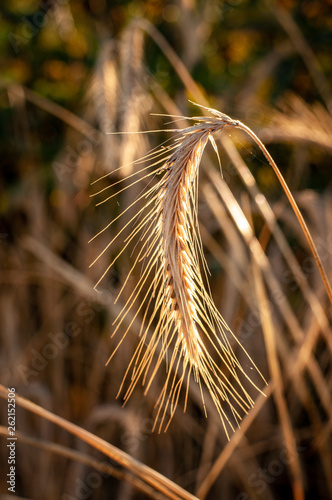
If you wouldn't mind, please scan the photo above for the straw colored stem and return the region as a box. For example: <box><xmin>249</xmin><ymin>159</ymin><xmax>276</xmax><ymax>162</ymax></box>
<box><xmin>235</xmin><ymin>121</ymin><xmax>332</xmax><ymax>306</ymax></box>
<box><xmin>0</xmin><ymin>384</ymin><xmax>198</xmax><ymax>500</ymax></box>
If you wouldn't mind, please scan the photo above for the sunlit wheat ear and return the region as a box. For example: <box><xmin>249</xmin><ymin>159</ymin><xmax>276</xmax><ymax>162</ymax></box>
<box><xmin>90</xmin><ymin>104</ymin><xmax>269</xmax><ymax>437</ymax></box>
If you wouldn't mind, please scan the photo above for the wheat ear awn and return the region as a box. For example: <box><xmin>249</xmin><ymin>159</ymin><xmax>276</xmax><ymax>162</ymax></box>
<box><xmin>91</xmin><ymin>104</ymin><xmax>270</xmax><ymax>437</ymax></box>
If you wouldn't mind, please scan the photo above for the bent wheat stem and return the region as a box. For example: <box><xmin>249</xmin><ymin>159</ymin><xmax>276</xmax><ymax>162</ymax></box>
<box><xmin>235</xmin><ymin>121</ymin><xmax>332</xmax><ymax>305</ymax></box>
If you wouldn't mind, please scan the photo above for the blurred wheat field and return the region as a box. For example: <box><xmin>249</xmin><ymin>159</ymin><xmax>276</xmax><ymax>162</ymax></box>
<box><xmin>1</xmin><ymin>1</ymin><xmax>332</xmax><ymax>500</ymax></box>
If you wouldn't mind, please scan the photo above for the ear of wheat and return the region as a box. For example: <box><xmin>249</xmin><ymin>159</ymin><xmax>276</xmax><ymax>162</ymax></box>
<box><xmin>90</xmin><ymin>103</ymin><xmax>331</xmax><ymax>437</ymax></box>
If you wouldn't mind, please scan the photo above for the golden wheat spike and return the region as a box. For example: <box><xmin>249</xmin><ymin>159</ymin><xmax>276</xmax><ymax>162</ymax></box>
<box><xmin>92</xmin><ymin>108</ymin><xmax>269</xmax><ymax>437</ymax></box>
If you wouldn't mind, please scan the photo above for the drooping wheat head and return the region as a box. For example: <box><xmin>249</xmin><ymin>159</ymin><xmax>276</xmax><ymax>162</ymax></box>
<box><xmin>90</xmin><ymin>105</ymin><xmax>277</xmax><ymax>436</ymax></box>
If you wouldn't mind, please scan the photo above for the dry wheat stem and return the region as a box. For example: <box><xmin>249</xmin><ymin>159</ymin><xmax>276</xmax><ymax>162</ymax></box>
<box><xmin>236</xmin><ymin>121</ymin><xmax>332</xmax><ymax>305</ymax></box>
<box><xmin>0</xmin><ymin>385</ymin><xmax>197</xmax><ymax>500</ymax></box>
<box><xmin>90</xmin><ymin>104</ymin><xmax>272</xmax><ymax>437</ymax></box>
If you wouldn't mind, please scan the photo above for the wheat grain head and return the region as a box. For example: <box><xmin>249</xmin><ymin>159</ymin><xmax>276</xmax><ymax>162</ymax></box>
<box><xmin>91</xmin><ymin>104</ymin><xmax>267</xmax><ymax>437</ymax></box>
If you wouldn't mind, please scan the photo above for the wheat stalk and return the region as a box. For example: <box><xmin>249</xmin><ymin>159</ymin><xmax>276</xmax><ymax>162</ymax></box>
<box><xmin>90</xmin><ymin>102</ymin><xmax>331</xmax><ymax>436</ymax></box>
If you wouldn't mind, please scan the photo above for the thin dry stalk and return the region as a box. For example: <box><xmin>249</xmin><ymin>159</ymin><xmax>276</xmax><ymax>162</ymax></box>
<box><xmin>0</xmin><ymin>426</ymin><xmax>163</xmax><ymax>500</ymax></box>
<box><xmin>0</xmin><ymin>385</ymin><xmax>197</xmax><ymax>500</ymax></box>
<box><xmin>251</xmin><ymin>255</ymin><xmax>305</xmax><ymax>500</ymax></box>
<box><xmin>6</xmin><ymin>84</ymin><xmax>100</xmax><ymax>141</ymax></box>
<box><xmin>196</xmin><ymin>385</ymin><xmax>274</xmax><ymax>500</ymax></box>
<box><xmin>136</xmin><ymin>19</ymin><xmax>203</xmax><ymax>103</ymax></box>
<box><xmin>208</xmin><ymin>169</ymin><xmax>332</xmax><ymax>423</ymax></box>
<box><xmin>233</xmin><ymin>120</ymin><xmax>332</xmax><ymax>306</ymax></box>
<box><xmin>221</xmin><ymin>134</ymin><xmax>332</xmax><ymax>361</ymax></box>
<box><xmin>267</xmin><ymin>1</ymin><xmax>332</xmax><ymax>114</ymax></box>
